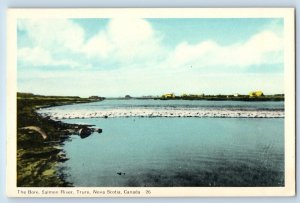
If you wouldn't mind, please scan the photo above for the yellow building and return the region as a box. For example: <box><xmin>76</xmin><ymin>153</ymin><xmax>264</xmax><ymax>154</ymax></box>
<box><xmin>161</xmin><ymin>93</ymin><xmax>175</xmax><ymax>99</ymax></box>
<box><xmin>249</xmin><ymin>91</ymin><xmax>264</xmax><ymax>97</ymax></box>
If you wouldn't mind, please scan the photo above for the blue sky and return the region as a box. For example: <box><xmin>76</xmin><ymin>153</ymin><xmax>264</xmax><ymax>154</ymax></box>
<box><xmin>17</xmin><ymin>18</ymin><xmax>284</xmax><ymax>97</ymax></box>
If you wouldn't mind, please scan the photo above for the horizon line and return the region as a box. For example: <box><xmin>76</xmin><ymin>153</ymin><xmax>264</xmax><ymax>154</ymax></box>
<box><xmin>17</xmin><ymin>92</ymin><xmax>285</xmax><ymax>98</ymax></box>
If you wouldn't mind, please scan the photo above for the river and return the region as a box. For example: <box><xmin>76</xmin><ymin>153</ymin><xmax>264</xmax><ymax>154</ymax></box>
<box><xmin>38</xmin><ymin>99</ymin><xmax>284</xmax><ymax>186</ymax></box>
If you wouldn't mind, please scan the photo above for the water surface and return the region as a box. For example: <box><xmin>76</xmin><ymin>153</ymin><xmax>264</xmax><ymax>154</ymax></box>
<box><xmin>58</xmin><ymin>114</ymin><xmax>284</xmax><ymax>186</ymax></box>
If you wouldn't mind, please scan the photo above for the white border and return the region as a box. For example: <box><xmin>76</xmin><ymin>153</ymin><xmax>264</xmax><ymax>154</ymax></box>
<box><xmin>6</xmin><ymin>8</ymin><xmax>295</xmax><ymax>197</ymax></box>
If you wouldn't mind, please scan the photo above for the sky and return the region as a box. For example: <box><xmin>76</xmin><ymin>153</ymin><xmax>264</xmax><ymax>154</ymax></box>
<box><xmin>17</xmin><ymin>18</ymin><xmax>284</xmax><ymax>97</ymax></box>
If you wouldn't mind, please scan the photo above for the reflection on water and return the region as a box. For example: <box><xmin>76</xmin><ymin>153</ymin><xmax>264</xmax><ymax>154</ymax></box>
<box><xmin>60</xmin><ymin>117</ymin><xmax>284</xmax><ymax>187</ymax></box>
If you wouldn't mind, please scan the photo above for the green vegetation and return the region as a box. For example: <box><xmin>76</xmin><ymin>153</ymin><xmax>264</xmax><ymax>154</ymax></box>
<box><xmin>160</xmin><ymin>93</ymin><xmax>284</xmax><ymax>101</ymax></box>
<box><xmin>17</xmin><ymin>92</ymin><xmax>103</xmax><ymax>187</ymax></box>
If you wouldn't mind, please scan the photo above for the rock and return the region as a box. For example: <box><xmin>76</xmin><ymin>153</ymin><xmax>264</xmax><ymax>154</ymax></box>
<box><xmin>20</xmin><ymin>126</ymin><xmax>48</xmax><ymax>140</ymax></box>
<box><xmin>78</xmin><ymin>127</ymin><xmax>92</xmax><ymax>139</ymax></box>
<box><xmin>63</xmin><ymin>129</ymin><xmax>75</xmax><ymax>135</ymax></box>
<box><xmin>93</xmin><ymin>128</ymin><xmax>103</xmax><ymax>133</ymax></box>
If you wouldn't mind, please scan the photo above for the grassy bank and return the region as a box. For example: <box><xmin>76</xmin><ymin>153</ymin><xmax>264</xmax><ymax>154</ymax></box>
<box><xmin>17</xmin><ymin>93</ymin><xmax>103</xmax><ymax>187</ymax></box>
<box><xmin>159</xmin><ymin>94</ymin><xmax>284</xmax><ymax>101</ymax></box>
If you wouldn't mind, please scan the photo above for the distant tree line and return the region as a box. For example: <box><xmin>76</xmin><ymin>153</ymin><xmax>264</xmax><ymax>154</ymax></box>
<box><xmin>159</xmin><ymin>92</ymin><xmax>284</xmax><ymax>101</ymax></box>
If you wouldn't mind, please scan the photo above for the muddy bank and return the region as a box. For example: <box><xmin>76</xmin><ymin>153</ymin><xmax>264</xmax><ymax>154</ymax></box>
<box><xmin>17</xmin><ymin>93</ymin><xmax>103</xmax><ymax>187</ymax></box>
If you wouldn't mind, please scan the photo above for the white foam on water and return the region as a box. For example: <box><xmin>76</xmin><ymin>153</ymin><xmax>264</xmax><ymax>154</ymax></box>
<box><xmin>37</xmin><ymin>107</ymin><xmax>284</xmax><ymax>119</ymax></box>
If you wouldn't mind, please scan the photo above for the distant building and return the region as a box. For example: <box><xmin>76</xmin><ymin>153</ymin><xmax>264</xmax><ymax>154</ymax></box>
<box><xmin>234</xmin><ymin>93</ymin><xmax>240</xmax><ymax>97</ymax></box>
<box><xmin>125</xmin><ymin>95</ymin><xmax>132</xmax><ymax>99</ymax></box>
<box><xmin>249</xmin><ymin>91</ymin><xmax>264</xmax><ymax>97</ymax></box>
<box><xmin>161</xmin><ymin>93</ymin><xmax>175</xmax><ymax>99</ymax></box>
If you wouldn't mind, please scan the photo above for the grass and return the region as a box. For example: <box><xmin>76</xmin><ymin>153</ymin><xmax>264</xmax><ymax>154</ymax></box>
<box><xmin>159</xmin><ymin>94</ymin><xmax>284</xmax><ymax>101</ymax></box>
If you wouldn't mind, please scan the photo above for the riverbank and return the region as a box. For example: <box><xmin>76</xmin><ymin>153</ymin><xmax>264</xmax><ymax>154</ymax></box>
<box><xmin>17</xmin><ymin>93</ymin><xmax>103</xmax><ymax>187</ymax></box>
<box><xmin>159</xmin><ymin>95</ymin><xmax>284</xmax><ymax>101</ymax></box>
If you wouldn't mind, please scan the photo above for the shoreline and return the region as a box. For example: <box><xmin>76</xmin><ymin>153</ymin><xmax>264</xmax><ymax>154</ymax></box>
<box><xmin>17</xmin><ymin>93</ymin><xmax>284</xmax><ymax>187</ymax></box>
<box><xmin>107</xmin><ymin>95</ymin><xmax>284</xmax><ymax>101</ymax></box>
<box><xmin>17</xmin><ymin>93</ymin><xmax>102</xmax><ymax>187</ymax></box>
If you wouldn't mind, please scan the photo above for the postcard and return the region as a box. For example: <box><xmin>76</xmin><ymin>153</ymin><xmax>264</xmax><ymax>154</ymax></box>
<box><xmin>6</xmin><ymin>8</ymin><xmax>295</xmax><ymax>197</ymax></box>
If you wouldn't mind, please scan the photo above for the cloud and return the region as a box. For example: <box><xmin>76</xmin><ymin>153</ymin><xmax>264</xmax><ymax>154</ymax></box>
<box><xmin>83</xmin><ymin>32</ymin><xmax>112</xmax><ymax>59</ymax></box>
<box><xmin>17</xmin><ymin>18</ymin><xmax>284</xmax><ymax>96</ymax></box>
<box><xmin>18</xmin><ymin>19</ymin><xmax>89</xmax><ymax>68</ymax></box>
<box><xmin>18</xmin><ymin>19</ymin><xmax>283</xmax><ymax>71</ymax></box>
<box><xmin>18</xmin><ymin>19</ymin><xmax>85</xmax><ymax>52</ymax></box>
<box><xmin>166</xmin><ymin>30</ymin><xmax>283</xmax><ymax>70</ymax></box>
<box><xmin>107</xmin><ymin>18</ymin><xmax>164</xmax><ymax>62</ymax></box>
<box><xmin>18</xmin><ymin>47</ymin><xmax>89</xmax><ymax>68</ymax></box>
<box><xmin>82</xmin><ymin>18</ymin><xmax>165</xmax><ymax>64</ymax></box>
<box><xmin>18</xmin><ymin>47</ymin><xmax>52</xmax><ymax>66</ymax></box>
<box><xmin>18</xmin><ymin>18</ymin><xmax>166</xmax><ymax>68</ymax></box>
